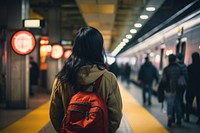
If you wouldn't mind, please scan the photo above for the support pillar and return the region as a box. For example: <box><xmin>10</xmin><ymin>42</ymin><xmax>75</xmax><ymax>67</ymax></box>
<box><xmin>6</xmin><ymin>0</ymin><xmax>29</xmax><ymax>109</ymax></box>
<box><xmin>47</xmin><ymin>8</ymin><xmax>61</xmax><ymax>91</ymax></box>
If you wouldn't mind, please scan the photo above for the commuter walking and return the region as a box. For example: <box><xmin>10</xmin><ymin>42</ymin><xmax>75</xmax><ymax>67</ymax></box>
<box><xmin>109</xmin><ymin>61</ymin><xmax>120</xmax><ymax>78</ymax></box>
<box><xmin>176</xmin><ymin>53</ymin><xmax>188</xmax><ymax>119</ymax></box>
<box><xmin>29</xmin><ymin>56</ymin><xmax>39</xmax><ymax>96</ymax></box>
<box><xmin>160</xmin><ymin>54</ymin><xmax>183</xmax><ymax>127</ymax></box>
<box><xmin>49</xmin><ymin>27</ymin><xmax>122</xmax><ymax>133</ymax></box>
<box><xmin>176</xmin><ymin>53</ymin><xmax>189</xmax><ymax>81</ymax></box>
<box><xmin>138</xmin><ymin>56</ymin><xmax>159</xmax><ymax>106</ymax></box>
<box><xmin>185</xmin><ymin>52</ymin><xmax>200</xmax><ymax>125</ymax></box>
<box><xmin>124</xmin><ymin>63</ymin><xmax>131</xmax><ymax>87</ymax></box>
<box><xmin>120</xmin><ymin>64</ymin><xmax>126</xmax><ymax>82</ymax></box>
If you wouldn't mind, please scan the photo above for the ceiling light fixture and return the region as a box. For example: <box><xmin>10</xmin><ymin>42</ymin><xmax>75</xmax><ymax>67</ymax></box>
<box><xmin>120</xmin><ymin>42</ymin><xmax>126</xmax><ymax>46</ymax></box>
<box><xmin>146</xmin><ymin>7</ymin><xmax>155</xmax><ymax>11</ymax></box>
<box><xmin>134</xmin><ymin>23</ymin><xmax>142</xmax><ymax>28</ymax></box>
<box><xmin>130</xmin><ymin>29</ymin><xmax>137</xmax><ymax>34</ymax></box>
<box><xmin>140</xmin><ymin>15</ymin><xmax>149</xmax><ymax>19</ymax></box>
<box><xmin>123</xmin><ymin>38</ymin><xmax>129</xmax><ymax>43</ymax></box>
<box><xmin>126</xmin><ymin>34</ymin><xmax>132</xmax><ymax>39</ymax></box>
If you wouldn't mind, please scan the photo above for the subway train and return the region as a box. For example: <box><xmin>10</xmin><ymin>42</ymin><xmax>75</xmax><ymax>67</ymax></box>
<box><xmin>117</xmin><ymin>8</ymin><xmax>200</xmax><ymax>91</ymax></box>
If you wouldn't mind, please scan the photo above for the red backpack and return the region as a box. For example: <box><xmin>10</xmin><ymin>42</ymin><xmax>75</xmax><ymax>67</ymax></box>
<box><xmin>60</xmin><ymin>74</ymin><xmax>109</xmax><ymax>133</ymax></box>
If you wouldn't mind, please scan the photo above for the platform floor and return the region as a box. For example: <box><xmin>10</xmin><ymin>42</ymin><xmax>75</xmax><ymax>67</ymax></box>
<box><xmin>122</xmin><ymin>80</ymin><xmax>200</xmax><ymax>133</ymax></box>
<box><xmin>0</xmin><ymin>81</ymin><xmax>200</xmax><ymax>133</ymax></box>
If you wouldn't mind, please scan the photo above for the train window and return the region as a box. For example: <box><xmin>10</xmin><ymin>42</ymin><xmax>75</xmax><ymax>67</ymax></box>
<box><xmin>159</xmin><ymin>48</ymin><xmax>164</xmax><ymax>70</ymax></box>
<box><xmin>181</xmin><ymin>41</ymin><xmax>186</xmax><ymax>60</ymax></box>
<box><xmin>176</xmin><ymin>42</ymin><xmax>180</xmax><ymax>54</ymax></box>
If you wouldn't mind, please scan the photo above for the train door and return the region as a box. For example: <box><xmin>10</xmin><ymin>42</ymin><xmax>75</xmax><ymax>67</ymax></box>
<box><xmin>176</xmin><ymin>42</ymin><xmax>180</xmax><ymax>54</ymax></box>
<box><xmin>159</xmin><ymin>48</ymin><xmax>164</xmax><ymax>71</ymax></box>
<box><xmin>181</xmin><ymin>41</ymin><xmax>186</xmax><ymax>60</ymax></box>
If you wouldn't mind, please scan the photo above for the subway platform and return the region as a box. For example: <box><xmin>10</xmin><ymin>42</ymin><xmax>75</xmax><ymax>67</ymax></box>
<box><xmin>0</xmin><ymin>81</ymin><xmax>200</xmax><ymax>133</ymax></box>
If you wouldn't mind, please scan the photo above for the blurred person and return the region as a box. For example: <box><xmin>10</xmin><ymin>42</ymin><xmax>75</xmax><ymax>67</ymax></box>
<box><xmin>120</xmin><ymin>64</ymin><xmax>126</xmax><ymax>82</ymax></box>
<box><xmin>176</xmin><ymin>53</ymin><xmax>188</xmax><ymax>119</ymax></box>
<box><xmin>160</xmin><ymin>54</ymin><xmax>183</xmax><ymax>127</ymax></box>
<box><xmin>138</xmin><ymin>56</ymin><xmax>159</xmax><ymax>106</ymax></box>
<box><xmin>124</xmin><ymin>63</ymin><xmax>131</xmax><ymax>87</ymax></box>
<box><xmin>49</xmin><ymin>27</ymin><xmax>122</xmax><ymax>133</ymax></box>
<box><xmin>109</xmin><ymin>61</ymin><xmax>120</xmax><ymax>78</ymax></box>
<box><xmin>185</xmin><ymin>52</ymin><xmax>200</xmax><ymax>124</ymax></box>
<box><xmin>176</xmin><ymin>53</ymin><xmax>189</xmax><ymax>81</ymax></box>
<box><xmin>29</xmin><ymin>56</ymin><xmax>39</xmax><ymax>96</ymax></box>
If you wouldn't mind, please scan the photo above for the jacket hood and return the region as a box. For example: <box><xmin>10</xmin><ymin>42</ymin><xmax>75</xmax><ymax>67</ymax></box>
<box><xmin>177</xmin><ymin>61</ymin><xmax>185</xmax><ymax>67</ymax></box>
<box><xmin>77</xmin><ymin>65</ymin><xmax>106</xmax><ymax>85</ymax></box>
<box><xmin>144</xmin><ymin>61</ymin><xmax>152</xmax><ymax>66</ymax></box>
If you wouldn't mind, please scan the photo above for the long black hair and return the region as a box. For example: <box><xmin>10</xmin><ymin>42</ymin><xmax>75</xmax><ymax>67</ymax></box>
<box><xmin>57</xmin><ymin>27</ymin><xmax>106</xmax><ymax>87</ymax></box>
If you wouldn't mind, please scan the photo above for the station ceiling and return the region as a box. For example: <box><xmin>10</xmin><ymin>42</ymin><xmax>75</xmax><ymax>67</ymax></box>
<box><xmin>30</xmin><ymin>0</ymin><xmax>200</xmax><ymax>54</ymax></box>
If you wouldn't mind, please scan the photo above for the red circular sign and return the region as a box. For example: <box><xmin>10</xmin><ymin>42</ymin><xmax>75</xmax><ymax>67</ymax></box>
<box><xmin>11</xmin><ymin>30</ymin><xmax>36</xmax><ymax>55</ymax></box>
<box><xmin>64</xmin><ymin>50</ymin><xmax>72</xmax><ymax>59</ymax></box>
<box><xmin>50</xmin><ymin>44</ymin><xmax>64</xmax><ymax>59</ymax></box>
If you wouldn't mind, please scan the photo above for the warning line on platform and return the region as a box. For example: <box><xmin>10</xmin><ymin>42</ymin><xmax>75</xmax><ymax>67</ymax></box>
<box><xmin>119</xmin><ymin>83</ymin><xmax>169</xmax><ymax>133</ymax></box>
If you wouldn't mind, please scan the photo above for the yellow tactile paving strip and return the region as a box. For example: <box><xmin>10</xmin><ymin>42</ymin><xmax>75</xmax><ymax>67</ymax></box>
<box><xmin>1</xmin><ymin>83</ymin><xmax>169</xmax><ymax>133</ymax></box>
<box><xmin>119</xmin><ymin>83</ymin><xmax>169</xmax><ymax>133</ymax></box>
<box><xmin>0</xmin><ymin>102</ymin><xmax>50</xmax><ymax>133</ymax></box>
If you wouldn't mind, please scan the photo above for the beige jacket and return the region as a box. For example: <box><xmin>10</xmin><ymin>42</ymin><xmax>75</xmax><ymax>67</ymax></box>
<box><xmin>49</xmin><ymin>65</ymin><xmax>123</xmax><ymax>133</ymax></box>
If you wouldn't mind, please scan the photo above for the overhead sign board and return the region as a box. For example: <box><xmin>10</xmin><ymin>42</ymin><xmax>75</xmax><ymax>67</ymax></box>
<box><xmin>61</xmin><ymin>40</ymin><xmax>72</xmax><ymax>46</ymax></box>
<box><xmin>23</xmin><ymin>19</ymin><xmax>45</xmax><ymax>28</ymax></box>
<box><xmin>11</xmin><ymin>30</ymin><xmax>36</xmax><ymax>55</ymax></box>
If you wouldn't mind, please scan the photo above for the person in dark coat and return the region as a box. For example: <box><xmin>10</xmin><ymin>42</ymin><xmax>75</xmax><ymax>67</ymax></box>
<box><xmin>161</xmin><ymin>54</ymin><xmax>183</xmax><ymax>127</ymax></box>
<box><xmin>185</xmin><ymin>52</ymin><xmax>200</xmax><ymax>124</ymax></box>
<box><xmin>176</xmin><ymin>53</ymin><xmax>189</xmax><ymax>81</ymax></box>
<box><xmin>124</xmin><ymin>63</ymin><xmax>131</xmax><ymax>87</ymax></box>
<box><xmin>109</xmin><ymin>61</ymin><xmax>120</xmax><ymax>78</ymax></box>
<box><xmin>29</xmin><ymin>56</ymin><xmax>39</xmax><ymax>96</ymax></box>
<box><xmin>138</xmin><ymin>56</ymin><xmax>159</xmax><ymax>106</ymax></box>
<box><xmin>176</xmin><ymin>53</ymin><xmax>188</xmax><ymax>119</ymax></box>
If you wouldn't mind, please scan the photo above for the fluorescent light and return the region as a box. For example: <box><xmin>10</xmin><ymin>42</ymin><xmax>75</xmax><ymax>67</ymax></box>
<box><xmin>146</xmin><ymin>7</ymin><xmax>155</xmax><ymax>11</ymax></box>
<box><xmin>120</xmin><ymin>42</ymin><xmax>126</xmax><ymax>47</ymax></box>
<box><xmin>123</xmin><ymin>38</ymin><xmax>129</xmax><ymax>43</ymax></box>
<box><xmin>140</xmin><ymin>15</ymin><xmax>149</xmax><ymax>19</ymax></box>
<box><xmin>107</xmin><ymin>56</ymin><xmax>116</xmax><ymax>65</ymax></box>
<box><xmin>134</xmin><ymin>23</ymin><xmax>142</xmax><ymax>28</ymax></box>
<box><xmin>111</xmin><ymin>45</ymin><xmax>123</xmax><ymax>56</ymax></box>
<box><xmin>126</xmin><ymin>34</ymin><xmax>132</xmax><ymax>39</ymax></box>
<box><xmin>130</xmin><ymin>29</ymin><xmax>137</xmax><ymax>34</ymax></box>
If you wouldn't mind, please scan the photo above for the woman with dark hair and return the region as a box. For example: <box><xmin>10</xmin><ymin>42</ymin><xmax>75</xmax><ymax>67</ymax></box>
<box><xmin>49</xmin><ymin>27</ymin><xmax>122</xmax><ymax>133</ymax></box>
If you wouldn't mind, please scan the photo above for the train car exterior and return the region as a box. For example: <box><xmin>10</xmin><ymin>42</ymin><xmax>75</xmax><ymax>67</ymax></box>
<box><xmin>119</xmin><ymin>9</ymin><xmax>200</xmax><ymax>87</ymax></box>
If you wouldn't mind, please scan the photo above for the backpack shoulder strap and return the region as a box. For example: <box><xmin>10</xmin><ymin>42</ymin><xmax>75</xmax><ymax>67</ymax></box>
<box><xmin>93</xmin><ymin>74</ymin><xmax>104</xmax><ymax>92</ymax></box>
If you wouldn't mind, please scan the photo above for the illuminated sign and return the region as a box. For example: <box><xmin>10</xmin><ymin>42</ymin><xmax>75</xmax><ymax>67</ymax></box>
<box><xmin>40</xmin><ymin>45</ymin><xmax>51</xmax><ymax>53</ymax></box>
<box><xmin>61</xmin><ymin>40</ymin><xmax>72</xmax><ymax>46</ymax></box>
<box><xmin>50</xmin><ymin>44</ymin><xmax>64</xmax><ymax>59</ymax></box>
<box><xmin>40</xmin><ymin>36</ymin><xmax>49</xmax><ymax>70</ymax></box>
<box><xmin>23</xmin><ymin>19</ymin><xmax>45</xmax><ymax>28</ymax></box>
<box><xmin>11</xmin><ymin>30</ymin><xmax>36</xmax><ymax>55</ymax></box>
<box><xmin>64</xmin><ymin>50</ymin><xmax>72</xmax><ymax>59</ymax></box>
<box><xmin>40</xmin><ymin>36</ymin><xmax>49</xmax><ymax>45</ymax></box>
